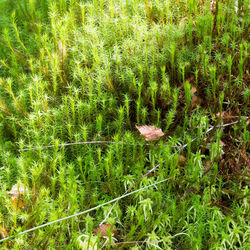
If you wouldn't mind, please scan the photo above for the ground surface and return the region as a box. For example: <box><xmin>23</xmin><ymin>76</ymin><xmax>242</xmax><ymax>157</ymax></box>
<box><xmin>0</xmin><ymin>0</ymin><xmax>249</xmax><ymax>249</ymax></box>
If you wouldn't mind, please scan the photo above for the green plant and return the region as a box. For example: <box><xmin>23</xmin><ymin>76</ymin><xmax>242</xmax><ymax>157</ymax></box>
<box><xmin>0</xmin><ymin>0</ymin><xmax>249</xmax><ymax>249</ymax></box>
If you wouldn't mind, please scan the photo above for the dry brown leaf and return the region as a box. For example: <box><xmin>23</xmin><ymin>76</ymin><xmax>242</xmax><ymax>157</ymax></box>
<box><xmin>7</xmin><ymin>183</ymin><xmax>27</xmax><ymax>196</ymax></box>
<box><xmin>216</xmin><ymin>111</ymin><xmax>225</xmax><ymax>118</ymax></box>
<box><xmin>93</xmin><ymin>224</ymin><xmax>116</xmax><ymax>237</ymax></box>
<box><xmin>136</xmin><ymin>125</ymin><xmax>164</xmax><ymax>141</ymax></box>
<box><xmin>178</xmin><ymin>91</ymin><xmax>184</xmax><ymax>99</ymax></box>
<box><xmin>178</xmin><ymin>83</ymin><xmax>196</xmax><ymax>99</ymax></box>
<box><xmin>7</xmin><ymin>183</ymin><xmax>28</xmax><ymax>210</ymax></box>
<box><xmin>178</xmin><ymin>155</ymin><xmax>186</xmax><ymax>166</ymax></box>
<box><xmin>191</xmin><ymin>96</ymin><xmax>202</xmax><ymax>109</ymax></box>
<box><xmin>191</xmin><ymin>85</ymin><xmax>197</xmax><ymax>95</ymax></box>
<box><xmin>179</xmin><ymin>17</ymin><xmax>188</xmax><ymax>28</ymax></box>
<box><xmin>186</xmin><ymin>75</ymin><xmax>195</xmax><ymax>82</ymax></box>
<box><xmin>215</xmin><ymin>111</ymin><xmax>244</xmax><ymax>120</ymax></box>
<box><xmin>179</xmin><ymin>18</ymin><xmax>196</xmax><ymax>29</ymax></box>
<box><xmin>210</xmin><ymin>0</ymin><xmax>216</xmax><ymax>14</ymax></box>
<box><xmin>0</xmin><ymin>226</ymin><xmax>9</xmax><ymax>239</ymax></box>
<box><xmin>11</xmin><ymin>197</ymin><xmax>25</xmax><ymax>211</ymax></box>
<box><xmin>204</xmin><ymin>160</ymin><xmax>212</xmax><ymax>173</ymax></box>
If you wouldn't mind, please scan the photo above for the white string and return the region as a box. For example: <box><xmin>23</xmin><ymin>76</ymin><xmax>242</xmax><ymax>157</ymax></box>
<box><xmin>19</xmin><ymin>140</ymin><xmax>178</xmax><ymax>152</ymax></box>
<box><xmin>18</xmin><ymin>120</ymin><xmax>242</xmax><ymax>152</ymax></box>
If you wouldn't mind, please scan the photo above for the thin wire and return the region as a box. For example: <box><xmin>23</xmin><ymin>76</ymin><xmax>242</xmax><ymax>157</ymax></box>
<box><xmin>18</xmin><ymin>120</ymin><xmax>242</xmax><ymax>152</ymax></box>
<box><xmin>215</xmin><ymin>120</ymin><xmax>239</xmax><ymax>127</ymax></box>
<box><xmin>0</xmin><ymin>178</ymin><xmax>170</xmax><ymax>243</ymax></box>
<box><xmin>19</xmin><ymin>140</ymin><xmax>179</xmax><ymax>152</ymax></box>
<box><xmin>19</xmin><ymin>141</ymin><xmax>116</xmax><ymax>151</ymax></box>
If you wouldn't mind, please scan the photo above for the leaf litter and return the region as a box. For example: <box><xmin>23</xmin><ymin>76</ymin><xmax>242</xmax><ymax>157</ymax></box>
<box><xmin>7</xmin><ymin>183</ymin><xmax>28</xmax><ymax>211</ymax></box>
<box><xmin>136</xmin><ymin>125</ymin><xmax>164</xmax><ymax>141</ymax></box>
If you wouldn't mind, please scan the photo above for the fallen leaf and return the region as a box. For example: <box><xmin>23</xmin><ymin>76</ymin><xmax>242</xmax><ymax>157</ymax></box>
<box><xmin>186</xmin><ymin>76</ymin><xmax>195</xmax><ymax>82</ymax></box>
<box><xmin>190</xmin><ymin>85</ymin><xmax>197</xmax><ymax>95</ymax></box>
<box><xmin>10</xmin><ymin>197</ymin><xmax>25</xmax><ymax>211</ymax></box>
<box><xmin>216</xmin><ymin>111</ymin><xmax>244</xmax><ymax>120</ymax></box>
<box><xmin>210</xmin><ymin>0</ymin><xmax>216</xmax><ymax>14</ymax></box>
<box><xmin>7</xmin><ymin>183</ymin><xmax>27</xmax><ymax>196</ymax></box>
<box><xmin>179</xmin><ymin>18</ymin><xmax>196</xmax><ymax>29</ymax></box>
<box><xmin>0</xmin><ymin>226</ymin><xmax>9</xmax><ymax>239</ymax></box>
<box><xmin>136</xmin><ymin>125</ymin><xmax>164</xmax><ymax>141</ymax></box>
<box><xmin>178</xmin><ymin>155</ymin><xmax>186</xmax><ymax>166</ymax></box>
<box><xmin>178</xmin><ymin>91</ymin><xmax>184</xmax><ymax>99</ymax></box>
<box><xmin>204</xmin><ymin>160</ymin><xmax>212</xmax><ymax>173</ymax></box>
<box><xmin>93</xmin><ymin>224</ymin><xmax>116</xmax><ymax>237</ymax></box>
<box><xmin>191</xmin><ymin>96</ymin><xmax>202</xmax><ymax>109</ymax></box>
<box><xmin>179</xmin><ymin>17</ymin><xmax>188</xmax><ymax>28</ymax></box>
<box><xmin>178</xmin><ymin>83</ymin><xmax>196</xmax><ymax>99</ymax></box>
<box><xmin>7</xmin><ymin>183</ymin><xmax>28</xmax><ymax>210</ymax></box>
<box><xmin>216</xmin><ymin>111</ymin><xmax>225</xmax><ymax>118</ymax></box>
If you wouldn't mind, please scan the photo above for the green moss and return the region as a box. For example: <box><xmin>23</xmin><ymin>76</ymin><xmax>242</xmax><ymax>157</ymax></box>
<box><xmin>0</xmin><ymin>0</ymin><xmax>249</xmax><ymax>248</ymax></box>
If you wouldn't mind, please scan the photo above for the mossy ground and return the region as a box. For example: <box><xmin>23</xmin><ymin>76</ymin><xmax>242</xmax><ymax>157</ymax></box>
<box><xmin>0</xmin><ymin>0</ymin><xmax>249</xmax><ymax>249</ymax></box>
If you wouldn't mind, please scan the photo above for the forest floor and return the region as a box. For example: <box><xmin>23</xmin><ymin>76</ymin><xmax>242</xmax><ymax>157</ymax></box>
<box><xmin>0</xmin><ymin>0</ymin><xmax>249</xmax><ymax>249</ymax></box>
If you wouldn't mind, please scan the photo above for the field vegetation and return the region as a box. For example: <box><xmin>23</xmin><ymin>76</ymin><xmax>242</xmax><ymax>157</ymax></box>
<box><xmin>0</xmin><ymin>0</ymin><xmax>249</xmax><ymax>249</ymax></box>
